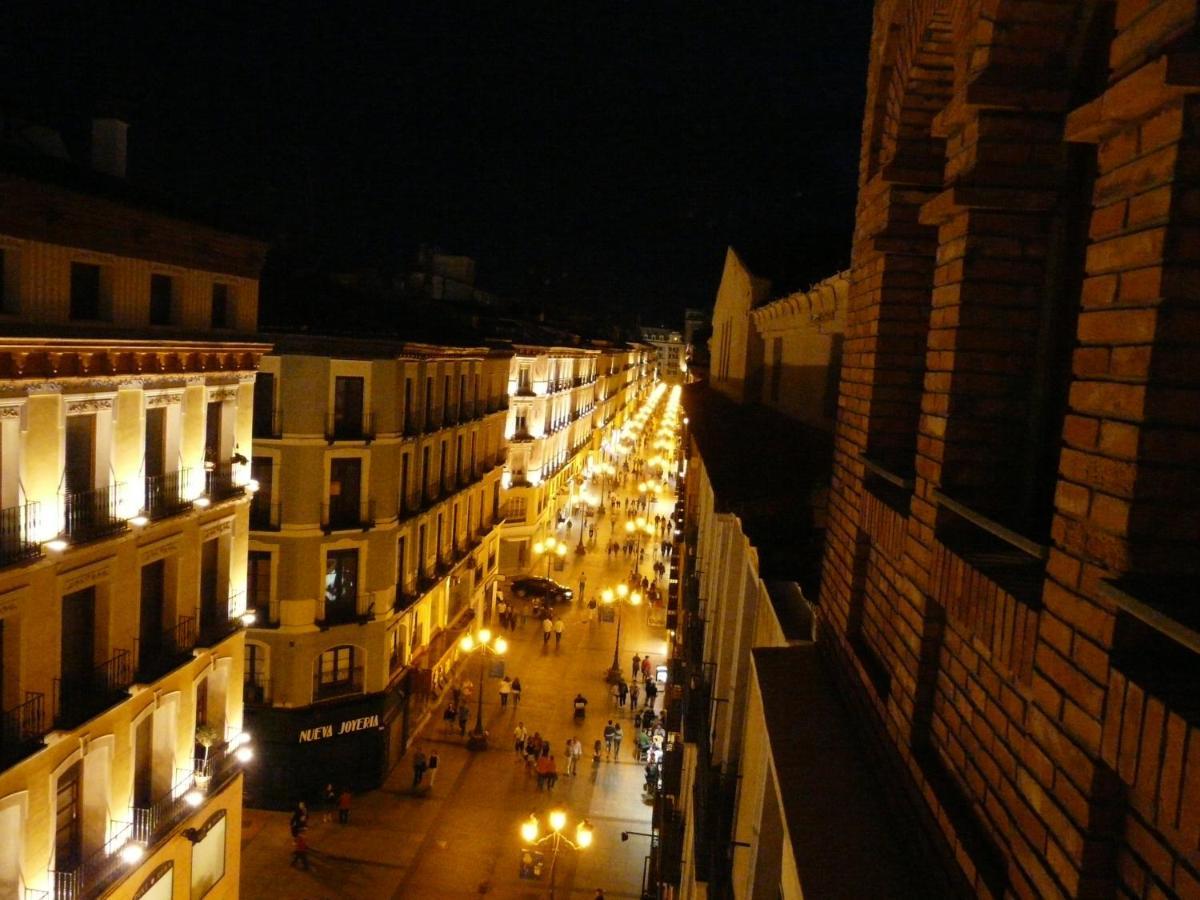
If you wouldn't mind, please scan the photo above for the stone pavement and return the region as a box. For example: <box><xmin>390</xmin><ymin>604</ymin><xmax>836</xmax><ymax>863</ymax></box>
<box><xmin>241</xmin><ymin>475</ymin><xmax>676</xmax><ymax>899</ymax></box>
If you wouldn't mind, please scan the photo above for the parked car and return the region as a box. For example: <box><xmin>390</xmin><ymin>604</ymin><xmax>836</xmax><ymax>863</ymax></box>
<box><xmin>510</xmin><ymin>576</ymin><xmax>574</xmax><ymax>608</ymax></box>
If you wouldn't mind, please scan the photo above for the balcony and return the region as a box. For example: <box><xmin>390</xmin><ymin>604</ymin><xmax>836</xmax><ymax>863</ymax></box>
<box><xmin>145</xmin><ymin>469</ymin><xmax>193</xmax><ymax>521</ymax></box>
<box><xmin>63</xmin><ymin>485</ymin><xmax>127</xmax><ymax>544</ymax></box>
<box><xmin>403</xmin><ymin>416</ymin><xmax>420</xmax><ymax>438</ymax></box>
<box><xmin>196</xmin><ymin>602</ymin><xmax>239</xmax><ymax>649</ymax></box>
<box><xmin>326</xmin><ymin>410</ymin><xmax>375</xmax><ymax>443</ymax></box>
<box><xmin>244</xmin><ymin>671</ymin><xmax>272</xmax><ymax>707</ymax></box>
<box><xmin>253</xmin><ymin>408</ymin><xmax>283</xmax><ymax>439</ymax></box>
<box><xmin>313</xmin><ymin>667</ymin><xmax>364</xmax><ymax>702</ymax></box>
<box><xmin>515</xmin><ymin>383</ymin><xmax>534</xmax><ymax>397</ymax></box>
<box><xmin>204</xmin><ymin>462</ymin><xmax>244</xmax><ymax>502</ymax></box>
<box><xmin>322</xmin><ymin>497</ymin><xmax>375</xmax><ymax>533</ymax></box>
<box><xmin>249</xmin><ymin>495</ymin><xmax>281</xmax><ymax>531</ymax></box>
<box><xmin>318</xmin><ymin>590</ymin><xmax>372</xmax><ymax>628</ymax></box>
<box><xmin>136</xmin><ymin>617</ymin><xmax>197</xmax><ymax>683</ymax></box>
<box><xmin>54</xmin><ymin>650</ymin><xmax>133</xmax><ymax>730</ymax></box>
<box><xmin>1</xmin><ymin>692</ymin><xmax>47</xmax><ymax>765</ymax></box>
<box><xmin>0</xmin><ymin>501</ymin><xmax>42</xmax><ymax>568</ymax></box>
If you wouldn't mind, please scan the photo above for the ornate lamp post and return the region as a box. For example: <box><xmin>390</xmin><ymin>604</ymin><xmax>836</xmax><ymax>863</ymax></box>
<box><xmin>459</xmin><ymin>629</ymin><xmax>507</xmax><ymax>750</ymax></box>
<box><xmin>602</xmin><ymin>583</ymin><xmax>642</xmax><ymax>684</ymax></box>
<box><xmin>520</xmin><ymin>810</ymin><xmax>594</xmax><ymax>899</ymax></box>
<box><xmin>531</xmin><ymin>536</ymin><xmax>567</xmax><ymax>579</ymax></box>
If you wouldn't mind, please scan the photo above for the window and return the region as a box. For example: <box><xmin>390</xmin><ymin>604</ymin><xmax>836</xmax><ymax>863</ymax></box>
<box><xmin>315</xmin><ymin>646</ymin><xmax>361</xmax><ymax>700</ymax></box>
<box><xmin>137</xmin><ymin>560</ymin><xmax>167</xmax><ymax>675</ymax></box>
<box><xmin>400</xmin><ymin>453</ymin><xmax>410</xmax><ymax>512</ymax></box>
<box><xmin>332</xmin><ymin>376</ymin><xmax>365</xmax><ymax>438</ymax></box>
<box><xmin>211</xmin><ymin>283</ymin><xmax>230</xmax><ymax>328</ymax></box>
<box><xmin>328</xmin><ymin>457</ymin><xmax>362</xmax><ymax>528</ymax></box>
<box><xmin>244</xmin><ymin>643</ymin><xmax>267</xmax><ymax>705</ymax></box>
<box><xmin>396</xmin><ymin>536</ymin><xmax>407</xmax><ymax>594</ymax></box>
<box><xmin>424</xmin><ymin>378</ymin><xmax>434</xmax><ymax>428</ymax></box>
<box><xmin>64</xmin><ymin>414</ymin><xmax>95</xmax><ymax>496</ymax></box>
<box><xmin>250</xmin><ymin>457</ymin><xmax>275</xmax><ymax>528</ymax></box>
<box><xmin>324</xmin><ymin>549</ymin><xmax>358</xmax><ymax>620</ymax></box>
<box><xmin>247</xmin><ymin>551</ymin><xmax>271</xmax><ymax>619</ymax></box>
<box><xmin>69</xmin><ymin>262</ymin><xmax>103</xmax><ymax>321</ymax></box>
<box><xmin>417</xmin><ymin>524</ymin><xmax>427</xmax><ymax>577</ymax></box>
<box><xmin>252</xmin><ymin>373</ymin><xmax>276</xmax><ymax>437</ymax></box>
<box><xmin>515</xmin><ymin>408</ymin><xmax>528</xmax><ymax>435</ymax></box>
<box><xmin>150</xmin><ymin>274</ymin><xmax>174</xmax><ymax>326</ymax></box>
<box><xmin>517</xmin><ymin>365</ymin><xmax>531</xmax><ymax>393</ymax></box>
<box><xmin>204</xmin><ymin>401</ymin><xmax>222</xmax><ymax>465</ymax></box>
<box><xmin>54</xmin><ymin>761</ymin><xmax>83</xmax><ymax>871</ymax></box>
<box><xmin>0</xmin><ymin>247</ymin><xmax>11</xmax><ymax>313</ymax></box>
<box><xmin>189</xmin><ymin>811</ymin><xmax>227</xmax><ymax>899</ymax></box>
<box><xmin>403</xmin><ymin>378</ymin><xmax>414</xmax><ymax>432</ymax></box>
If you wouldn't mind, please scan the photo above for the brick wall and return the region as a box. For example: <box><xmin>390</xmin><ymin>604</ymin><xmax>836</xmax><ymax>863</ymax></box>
<box><xmin>820</xmin><ymin>1</ymin><xmax>1200</xmax><ymax>898</ymax></box>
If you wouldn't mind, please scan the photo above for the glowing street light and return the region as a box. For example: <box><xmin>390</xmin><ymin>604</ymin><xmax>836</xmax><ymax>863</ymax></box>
<box><xmin>602</xmin><ymin>583</ymin><xmax>641</xmax><ymax>684</ymax></box>
<box><xmin>519</xmin><ymin>810</ymin><xmax>594</xmax><ymax>898</ymax></box>
<box><xmin>459</xmin><ymin>628</ymin><xmax>507</xmax><ymax>750</ymax></box>
<box><xmin>532</xmin><ymin>536</ymin><xmax>567</xmax><ymax>578</ymax></box>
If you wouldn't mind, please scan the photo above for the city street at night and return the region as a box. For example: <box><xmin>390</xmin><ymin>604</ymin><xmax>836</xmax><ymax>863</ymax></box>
<box><xmin>241</xmin><ymin>460</ymin><xmax>678</xmax><ymax>899</ymax></box>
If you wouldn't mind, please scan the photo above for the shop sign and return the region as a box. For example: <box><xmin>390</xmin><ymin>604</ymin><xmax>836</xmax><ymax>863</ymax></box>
<box><xmin>298</xmin><ymin>713</ymin><xmax>381</xmax><ymax>743</ymax></box>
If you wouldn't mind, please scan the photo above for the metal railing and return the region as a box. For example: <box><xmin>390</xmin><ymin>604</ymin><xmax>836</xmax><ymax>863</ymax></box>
<box><xmin>205</xmin><ymin>463</ymin><xmax>243</xmax><ymax>501</ymax></box>
<box><xmin>0</xmin><ymin>502</ymin><xmax>42</xmax><ymax>568</ymax></box>
<box><xmin>313</xmin><ymin>667</ymin><xmax>364</xmax><ymax>702</ymax></box>
<box><xmin>145</xmin><ymin>469</ymin><xmax>193</xmax><ymax>521</ymax></box>
<box><xmin>132</xmin><ymin>767</ymin><xmax>196</xmax><ymax>845</ymax></box>
<box><xmin>136</xmin><ymin>617</ymin><xmax>196</xmax><ymax>682</ymax></box>
<box><xmin>325</xmin><ymin>410</ymin><xmax>375</xmax><ymax>443</ymax></box>
<box><xmin>322</xmin><ymin>497</ymin><xmax>375</xmax><ymax>532</ymax></box>
<box><xmin>1</xmin><ymin>692</ymin><xmax>46</xmax><ymax>762</ymax></box>
<box><xmin>63</xmin><ymin>485</ymin><xmax>127</xmax><ymax>543</ymax></box>
<box><xmin>51</xmin><ymin>820</ymin><xmax>134</xmax><ymax>900</ymax></box>
<box><xmin>53</xmin><ymin>650</ymin><xmax>133</xmax><ymax>729</ymax></box>
<box><xmin>197</xmin><ymin>595</ymin><xmax>239</xmax><ymax>648</ymax></box>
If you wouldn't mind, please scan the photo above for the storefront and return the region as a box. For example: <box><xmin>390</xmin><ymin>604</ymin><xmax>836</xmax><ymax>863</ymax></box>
<box><xmin>244</xmin><ymin>681</ymin><xmax>406</xmax><ymax>810</ymax></box>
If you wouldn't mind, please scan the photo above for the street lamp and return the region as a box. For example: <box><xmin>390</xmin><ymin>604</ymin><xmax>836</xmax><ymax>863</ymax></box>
<box><xmin>459</xmin><ymin>629</ymin><xmax>508</xmax><ymax>750</ymax></box>
<box><xmin>532</xmin><ymin>537</ymin><xmax>568</xmax><ymax>579</ymax></box>
<box><xmin>520</xmin><ymin>810</ymin><xmax>594</xmax><ymax>899</ymax></box>
<box><xmin>602</xmin><ymin>583</ymin><xmax>642</xmax><ymax>684</ymax></box>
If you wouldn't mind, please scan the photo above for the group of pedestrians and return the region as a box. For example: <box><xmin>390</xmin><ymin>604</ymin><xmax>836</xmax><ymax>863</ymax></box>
<box><xmin>410</xmin><ymin>746</ymin><xmax>441</xmax><ymax>793</ymax></box>
<box><xmin>288</xmin><ymin>786</ymin><xmax>354</xmax><ymax>870</ymax></box>
<box><xmin>514</xmin><ymin>722</ymin><xmax>586</xmax><ymax>791</ymax></box>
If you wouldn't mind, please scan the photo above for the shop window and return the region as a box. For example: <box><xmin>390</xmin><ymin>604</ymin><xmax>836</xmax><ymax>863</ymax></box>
<box><xmin>189</xmin><ymin>811</ymin><xmax>226</xmax><ymax>899</ymax></box>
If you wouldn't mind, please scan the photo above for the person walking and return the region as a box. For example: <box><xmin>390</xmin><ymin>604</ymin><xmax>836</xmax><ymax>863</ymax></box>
<box><xmin>290</xmin><ymin>801</ymin><xmax>308</xmax><ymax>837</ymax></box>
<box><xmin>321</xmin><ymin>784</ymin><xmax>336</xmax><ymax>823</ymax></box>
<box><xmin>612</xmin><ymin>723</ymin><xmax>624</xmax><ymax>759</ymax></box>
<box><xmin>542</xmin><ymin>615</ymin><xmax>553</xmax><ymax>645</ymax></box>
<box><xmin>630</xmin><ymin>681</ymin><xmax>640</xmax><ymax>710</ymax></box>
<box><xmin>603</xmin><ymin>720</ymin><xmax>615</xmax><ymax>759</ymax></box>
<box><xmin>458</xmin><ymin>702</ymin><xmax>471</xmax><ymax>736</ymax></box>
<box><xmin>499</xmin><ymin>676</ymin><xmax>512</xmax><ymax>708</ymax></box>
<box><xmin>337</xmin><ymin>788</ymin><xmax>352</xmax><ymax>825</ymax></box>
<box><xmin>536</xmin><ymin>752</ymin><xmax>554</xmax><ymax>791</ymax></box>
<box><xmin>632</xmin><ymin>653</ymin><xmax>641</xmax><ymax>682</ymax></box>
<box><xmin>512</xmin><ymin>677</ymin><xmax>522</xmax><ymax>707</ymax></box>
<box><xmin>645</xmin><ymin>679</ymin><xmax>658</xmax><ymax>710</ymax></box>
<box><xmin>427</xmin><ymin>750</ymin><xmax>440</xmax><ymax>788</ymax></box>
<box><xmin>514</xmin><ymin>722</ymin><xmax>528</xmax><ymax>756</ymax></box>
<box><xmin>592</xmin><ymin>738</ymin><xmax>603</xmax><ymax>767</ymax></box>
<box><xmin>571</xmin><ymin>737</ymin><xmax>583</xmax><ymax>775</ymax></box>
<box><xmin>412</xmin><ymin>749</ymin><xmax>428</xmax><ymax>792</ymax></box>
<box><xmin>554</xmin><ymin>618</ymin><xmax>564</xmax><ymax>646</ymax></box>
<box><xmin>641</xmin><ymin>655</ymin><xmax>652</xmax><ymax>682</ymax></box>
<box><xmin>565</xmin><ymin>738</ymin><xmax>576</xmax><ymax>775</ymax></box>
<box><xmin>578</xmin><ymin>573</ymin><xmax>587</xmax><ymax>600</ymax></box>
<box><xmin>291</xmin><ymin>831</ymin><xmax>310</xmax><ymax>870</ymax></box>
<box><xmin>547</xmin><ymin>754</ymin><xmax>559</xmax><ymax>791</ymax></box>
<box><xmin>497</xmin><ymin>599</ymin><xmax>507</xmax><ymax>629</ymax></box>
<box><xmin>618</xmin><ymin>678</ymin><xmax>628</xmax><ymax>708</ymax></box>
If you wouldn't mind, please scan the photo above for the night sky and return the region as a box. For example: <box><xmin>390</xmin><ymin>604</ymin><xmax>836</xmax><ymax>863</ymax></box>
<box><xmin>2</xmin><ymin>2</ymin><xmax>871</xmax><ymax>326</ymax></box>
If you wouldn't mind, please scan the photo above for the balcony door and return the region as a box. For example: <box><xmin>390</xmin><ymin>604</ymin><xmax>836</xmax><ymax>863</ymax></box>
<box><xmin>247</xmin><ymin>551</ymin><xmax>271</xmax><ymax>621</ymax></box>
<box><xmin>61</xmin><ymin>588</ymin><xmax>96</xmax><ymax>691</ymax></box>
<box><xmin>133</xmin><ymin>715</ymin><xmax>153</xmax><ymax>809</ymax></box>
<box><xmin>324</xmin><ymin>549</ymin><xmax>359</xmax><ymax>622</ymax></box>
<box><xmin>253</xmin><ymin>373</ymin><xmax>276</xmax><ymax>436</ymax></box>
<box><xmin>250</xmin><ymin>457</ymin><xmax>274</xmax><ymax>528</ymax></box>
<box><xmin>138</xmin><ymin>561</ymin><xmax>166</xmax><ymax>673</ymax></box>
<box><xmin>329</xmin><ymin>458</ymin><xmax>361</xmax><ymax>527</ymax></box>
<box><xmin>334</xmin><ymin>376</ymin><xmax>364</xmax><ymax>437</ymax></box>
<box><xmin>199</xmin><ymin>539</ymin><xmax>224</xmax><ymax>637</ymax></box>
<box><xmin>65</xmin><ymin>415</ymin><xmax>95</xmax><ymax>496</ymax></box>
<box><xmin>54</xmin><ymin>761</ymin><xmax>83</xmax><ymax>873</ymax></box>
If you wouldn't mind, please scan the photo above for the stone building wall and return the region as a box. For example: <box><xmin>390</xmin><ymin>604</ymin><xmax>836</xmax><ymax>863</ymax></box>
<box><xmin>819</xmin><ymin>2</ymin><xmax>1200</xmax><ymax>898</ymax></box>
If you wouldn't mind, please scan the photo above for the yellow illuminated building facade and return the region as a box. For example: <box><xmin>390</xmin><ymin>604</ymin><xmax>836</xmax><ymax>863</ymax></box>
<box><xmin>243</xmin><ymin>337</ymin><xmax>512</xmax><ymax>807</ymax></box>
<box><xmin>499</xmin><ymin>344</ymin><xmax>652</xmax><ymax>569</ymax></box>
<box><xmin>0</xmin><ymin>167</ymin><xmax>267</xmax><ymax>898</ymax></box>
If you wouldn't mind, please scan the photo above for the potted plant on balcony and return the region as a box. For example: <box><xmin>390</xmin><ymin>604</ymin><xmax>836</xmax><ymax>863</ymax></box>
<box><xmin>193</xmin><ymin>723</ymin><xmax>221</xmax><ymax>786</ymax></box>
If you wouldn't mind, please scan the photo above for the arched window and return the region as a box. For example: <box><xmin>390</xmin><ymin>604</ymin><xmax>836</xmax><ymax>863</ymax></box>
<box><xmin>313</xmin><ymin>646</ymin><xmax>362</xmax><ymax>702</ymax></box>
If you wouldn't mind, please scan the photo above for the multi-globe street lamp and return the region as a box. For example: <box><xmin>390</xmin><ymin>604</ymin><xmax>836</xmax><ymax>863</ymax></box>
<box><xmin>520</xmin><ymin>809</ymin><xmax>594</xmax><ymax>899</ymax></box>
<box><xmin>459</xmin><ymin>628</ymin><xmax>507</xmax><ymax>750</ymax></box>
<box><xmin>602</xmin><ymin>582</ymin><xmax>642</xmax><ymax>684</ymax></box>
<box><xmin>532</xmin><ymin>536</ymin><xmax>567</xmax><ymax>579</ymax></box>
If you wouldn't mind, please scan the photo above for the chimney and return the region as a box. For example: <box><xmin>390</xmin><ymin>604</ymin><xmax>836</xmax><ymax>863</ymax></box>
<box><xmin>90</xmin><ymin>117</ymin><xmax>127</xmax><ymax>178</ymax></box>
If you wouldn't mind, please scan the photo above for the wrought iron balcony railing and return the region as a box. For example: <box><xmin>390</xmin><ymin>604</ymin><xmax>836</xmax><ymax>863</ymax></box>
<box><xmin>0</xmin><ymin>502</ymin><xmax>42</xmax><ymax>568</ymax></box>
<box><xmin>53</xmin><ymin>650</ymin><xmax>133</xmax><ymax>730</ymax></box>
<box><xmin>63</xmin><ymin>485</ymin><xmax>127</xmax><ymax>544</ymax></box>
<box><xmin>145</xmin><ymin>469</ymin><xmax>193</xmax><ymax>521</ymax></box>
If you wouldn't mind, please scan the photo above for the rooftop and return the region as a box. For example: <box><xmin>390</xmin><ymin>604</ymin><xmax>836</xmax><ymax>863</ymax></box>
<box><xmin>681</xmin><ymin>382</ymin><xmax>830</xmax><ymax>592</ymax></box>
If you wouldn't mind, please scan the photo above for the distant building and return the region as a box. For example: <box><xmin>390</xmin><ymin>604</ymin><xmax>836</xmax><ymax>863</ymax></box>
<box><xmin>498</xmin><ymin>344</ymin><xmax>652</xmax><ymax>570</ymax></box>
<box><xmin>639</xmin><ymin>325</ymin><xmax>685</xmax><ymax>382</ymax></box>
<box><xmin>402</xmin><ymin>245</ymin><xmax>500</xmax><ymax>306</ymax></box>
<box><xmin>242</xmin><ymin>336</ymin><xmax>511</xmax><ymax>808</ymax></box>
<box><xmin>707</xmin><ymin>247</ymin><xmax>772</xmax><ymax>403</ymax></box>
<box><xmin>0</xmin><ymin>151</ymin><xmax>267</xmax><ymax>899</ymax></box>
